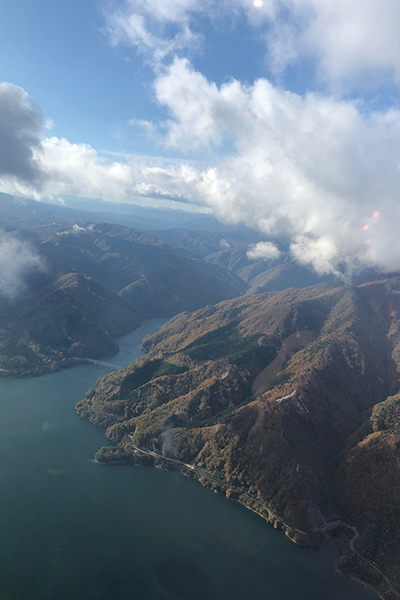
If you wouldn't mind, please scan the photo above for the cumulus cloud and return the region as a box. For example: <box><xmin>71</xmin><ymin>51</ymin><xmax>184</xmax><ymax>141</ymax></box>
<box><xmin>3</xmin><ymin>68</ymin><xmax>400</xmax><ymax>277</ymax></box>
<box><xmin>247</xmin><ymin>242</ymin><xmax>280</xmax><ymax>261</ymax></box>
<box><xmin>3</xmin><ymin>63</ymin><xmax>400</xmax><ymax>279</ymax></box>
<box><xmin>104</xmin><ymin>0</ymin><xmax>400</xmax><ymax>91</ymax></box>
<box><xmin>0</xmin><ymin>234</ymin><xmax>42</xmax><ymax>299</ymax></box>
<box><xmin>32</xmin><ymin>137</ymin><xmax>136</xmax><ymax>200</ymax></box>
<box><xmin>0</xmin><ymin>82</ymin><xmax>45</xmax><ymax>183</ymax></box>
<box><xmin>122</xmin><ymin>59</ymin><xmax>400</xmax><ymax>276</ymax></box>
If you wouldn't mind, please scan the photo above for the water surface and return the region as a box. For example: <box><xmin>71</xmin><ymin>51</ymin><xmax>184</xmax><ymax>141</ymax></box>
<box><xmin>0</xmin><ymin>319</ymin><xmax>376</xmax><ymax>600</ymax></box>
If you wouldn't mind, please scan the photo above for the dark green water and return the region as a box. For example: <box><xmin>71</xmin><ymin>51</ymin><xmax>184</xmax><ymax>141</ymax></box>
<box><xmin>0</xmin><ymin>319</ymin><xmax>376</xmax><ymax>600</ymax></box>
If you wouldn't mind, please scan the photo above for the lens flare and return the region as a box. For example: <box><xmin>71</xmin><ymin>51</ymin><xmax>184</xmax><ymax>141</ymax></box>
<box><xmin>254</xmin><ymin>0</ymin><xmax>264</xmax><ymax>6</ymax></box>
<box><xmin>373</xmin><ymin>211</ymin><xmax>380</xmax><ymax>218</ymax></box>
<box><xmin>363</xmin><ymin>225</ymin><xmax>369</xmax><ymax>231</ymax></box>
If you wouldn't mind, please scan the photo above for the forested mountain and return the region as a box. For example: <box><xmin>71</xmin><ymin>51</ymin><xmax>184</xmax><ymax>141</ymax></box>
<box><xmin>78</xmin><ymin>276</ymin><xmax>400</xmax><ymax>599</ymax></box>
<box><xmin>206</xmin><ymin>245</ymin><xmax>337</xmax><ymax>294</ymax></box>
<box><xmin>0</xmin><ymin>222</ymin><xmax>246</xmax><ymax>377</ymax></box>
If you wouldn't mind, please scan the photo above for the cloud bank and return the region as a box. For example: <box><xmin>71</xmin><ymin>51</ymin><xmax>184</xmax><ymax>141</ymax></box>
<box><xmin>137</xmin><ymin>59</ymin><xmax>400</xmax><ymax>276</ymax></box>
<box><xmin>0</xmin><ymin>234</ymin><xmax>42</xmax><ymax>299</ymax></box>
<box><xmin>2</xmin><ymin>69</ymin><xmax>400</xmax><ymax>277</ymax></box>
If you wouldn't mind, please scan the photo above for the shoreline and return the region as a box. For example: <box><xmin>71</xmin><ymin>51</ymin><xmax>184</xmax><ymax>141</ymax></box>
<box><xmin>96</xmin><ymin>437</ymin><xmax>399</xmax><ymax>600</ymax></box>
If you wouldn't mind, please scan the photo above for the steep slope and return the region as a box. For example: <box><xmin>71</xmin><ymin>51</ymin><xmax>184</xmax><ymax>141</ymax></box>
<box><xmin>77</xmin><ymin>277</ymin><xmax>400</xmax><ymax>598</ymax></box>
<box><xmin>207</xmin><ymin>245</ymin><xmax>336</xmax><ymax>293</ymax></box>
<box><xmin>38</xmin><ymin>224</ymin><xmax>248</xmax><ymax>318</ymax></box>
<box><xmin>0</xmin><ymin>272</ymin><xmax>138</xmax><ymax>377</ymax></box>
<box><xmin>0</xmin><ymin>223</ymin><xmax>247</xmax><ymax>376</ymax></box>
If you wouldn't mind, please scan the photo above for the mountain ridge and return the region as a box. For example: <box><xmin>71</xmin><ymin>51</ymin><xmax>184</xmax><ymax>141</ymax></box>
<box><xmin>77</xmin><ymin>277</ymin><xmax>400</xmax><ymax>599</ymax></box>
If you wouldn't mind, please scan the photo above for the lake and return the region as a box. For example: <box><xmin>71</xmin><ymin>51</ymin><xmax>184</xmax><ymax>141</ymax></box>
<box><xmin>0</xmin><ymin>319</ymin><xmax>376</xmax><ymax>600</ymax></box>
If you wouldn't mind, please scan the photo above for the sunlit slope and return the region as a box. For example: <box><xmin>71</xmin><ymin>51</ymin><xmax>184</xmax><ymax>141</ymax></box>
<box><xmin>78</xmin><ymin>277</ymin><xmax>400</xmax><ymax>593</ymax></box>
<box><xmin>0</xmin><ymin>223</ymin><xmax>247</xmax><ymax>376</ymax></box>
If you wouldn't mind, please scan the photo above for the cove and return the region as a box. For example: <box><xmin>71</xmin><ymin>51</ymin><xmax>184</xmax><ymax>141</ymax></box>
<box><xmin>0</xmin><ymin>319</ymin><xmax>376</xmax><ymax>600</ymax></box>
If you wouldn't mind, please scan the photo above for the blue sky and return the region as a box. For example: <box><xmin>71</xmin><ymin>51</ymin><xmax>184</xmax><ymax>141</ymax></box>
<box><xmin>2</xmin><ymin>0</ymin><xmax>400</xmax><ymax>275</ymax></box>
<box><xmin>0</xmin><ymin>0</ymin><xmax>271</xmax><ymax>156</ymax></box>
<box><xmin>3</xmin><ymin>0</ymin><xmax>391</xmax><ymax>156</ymax></box>
<box><xmin>0</xmin><ymin>0</ymin><xmax>157</xmax><ymax>154</ymax></box>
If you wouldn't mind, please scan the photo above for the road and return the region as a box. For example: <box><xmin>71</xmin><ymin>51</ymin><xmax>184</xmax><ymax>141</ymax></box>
<box><xmin>128</xmin><ymin>436</ymin><xmax>307</xmax><ymax>537</ymax></box>
<box><xmin>127</xmin><ymin>436</ymin><xmax>400</xmax><ymax>598</ymax></box>
<box><xmin>347</xmin><ymin>526</ymin><xmax>400</xmax><ymax>598</ymax></box>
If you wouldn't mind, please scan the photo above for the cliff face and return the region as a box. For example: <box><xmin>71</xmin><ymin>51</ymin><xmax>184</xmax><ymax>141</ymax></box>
<box><xmin>77</xmin><ymin>277</ymin><xmax>400</xmax><ymax>595</ymax></box>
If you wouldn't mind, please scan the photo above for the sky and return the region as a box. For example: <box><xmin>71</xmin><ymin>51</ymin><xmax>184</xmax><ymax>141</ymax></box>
<box><xmin>1</xmin><ymin>0</ymin><xmax>400</xmax><ymax>276</ymax></box>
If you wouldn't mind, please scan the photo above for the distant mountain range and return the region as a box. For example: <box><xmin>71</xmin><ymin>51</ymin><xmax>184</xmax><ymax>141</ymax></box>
<box><xmin>1</xmin><ymin>192</ymin><xmax>354</xmax><ymax>377</ymax></box>
<box><xmin>0</xmin><ymin>192</ymin><xmax>224</xmax><ymax>231</ymax></box>
<box><xmin>0</xmin><ymin>218</ymin><xmax>247</xmax><ymax>376</ymax></box>
<box><xmin>78</xmin><ymin>277</ymin><xmax>400</xmax><ymax>599</ymax></box>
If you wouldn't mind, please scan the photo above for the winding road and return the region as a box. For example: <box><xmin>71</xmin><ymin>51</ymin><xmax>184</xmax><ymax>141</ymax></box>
<box><xmin>127</xmin><ymin>436</ymin><xmax>400</xmax><ymax>599</ymax></box>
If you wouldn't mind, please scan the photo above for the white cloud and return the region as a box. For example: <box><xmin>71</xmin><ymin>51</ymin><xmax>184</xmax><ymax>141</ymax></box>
<box><xmin>105</xmin><ymin>0</ymin><xmax>206</xmax><ymax>62</ymax></box>
<box><xmin>219</xmin><ymin>238</ymin><xmax>231</xmax><ymax>249</ymax></box>
<box><xmin>0</xmin><ymin>234</ymin><xmax>42</xmax><ymax>299</ymax></box>
<box><xmin>57</xmin><ymin>224</ymin><xmax>95</xmax><ymax>236</ymax></box>
<box><xmin>264</xmin><ymin>0</ymin><xmax>400</xmax><ymax>90</ymax></box>
<box><xmin>104</xmin><ymin>0</ymin><xmax>400</xmax><ymax>91</ymax></box>
<box><xmin>31</xmin><ymin>137</ymin><xmax>135</xmax><ymax>201</ymax></box>
<box><xmin>247</xmin><ymin>241</ymin><xmax>280</xmax><ymax>261</ymax></box>
<box><xmin>3</xmin><ymin>73</ymin><xmax>400</xmax><ymax>278</ymax></box>
<box><xmin>129</xmin><ymin>59</ymin><xmax>400</xmax><ymax>276</ymax></box>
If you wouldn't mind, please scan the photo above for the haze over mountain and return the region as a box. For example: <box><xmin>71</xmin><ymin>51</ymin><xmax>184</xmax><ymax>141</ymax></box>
<box><xmin>0</xmin><ymin>192</ymin><xmax>223</xmax><ymax>232</ymax></box>
<box><xmin>0</xmin><ymin>205</ymin><xmax>249</xmax><ymax>376</ymax></box>
<box><xmin>0</xmin><ymin>194</ymin><xmax>383</xmax><ymax>379</ymax></box>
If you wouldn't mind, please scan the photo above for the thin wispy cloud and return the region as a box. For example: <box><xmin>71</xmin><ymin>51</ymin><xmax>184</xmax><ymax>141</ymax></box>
<box><xmin>104</xmin><ymin>0</ymin><xmax>400</xmax><ymax>91</ymax></box>
<box><xmin>0</xmin><ymin>234</ymin><xmax>42</xmax><ymax>299</ymax></box>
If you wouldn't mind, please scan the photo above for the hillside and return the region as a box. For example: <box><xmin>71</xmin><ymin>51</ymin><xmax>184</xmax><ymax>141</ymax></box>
<box><xmin>0</xmin><ymin>272</ymin><xmax>138</xmax><ymax>377</ymax></box>
<box><xmin>37</xmin><ymin>223</ymin><xmax>248</xmax><ymax>318</ymax></box>
<box><xmin>0</xmin><ymin>223</ymin><xmax>247</xmax><ymax>376</ymax></box>
<box><xmin>77</xmin><ymin>277</ymin><xmax>400</xmax><ymax>599</ymax></box>
<box><xmin>206</xmin><ymin>245</ymin><xmax>337</xmax><ymax>293</ymax></box>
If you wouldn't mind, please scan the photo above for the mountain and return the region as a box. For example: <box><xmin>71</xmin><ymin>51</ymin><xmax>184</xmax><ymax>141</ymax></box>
<box><xmin>206</xmin><ymin>245</ymin><xmax>337</xmax><ymax>293</ymax></box>
<box><xmin>0</xmin><ymin>223</ymin><xmax>247</xmax><ymax>376</ymax></box>
<box><xmin>37</xmin><ymin>223</ymin><xmax>248</xmax><ymax>319</ymax></box>
<box><xmin>0</xmin><ymin>272</ymin><xmax>136</xmax><ymax>377</ymax></box>
<box><xmin>0</xmin><ymin>192</ymin><xmax>224</xmax><ymax>231</ymax></box>
<box><xmin>48</xmin><ymin>195</ymin><xmax>225</xmax><ymax>230</ymax></box>
<box><xmin>77</xmin><ymin>277</ymin><xmax>400</xmax><ymax>599</ymax></box>
<box><xmin>154</xmin><ymin>227</ymin><xmax>263</xmax><ymax>258</ymax></box>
